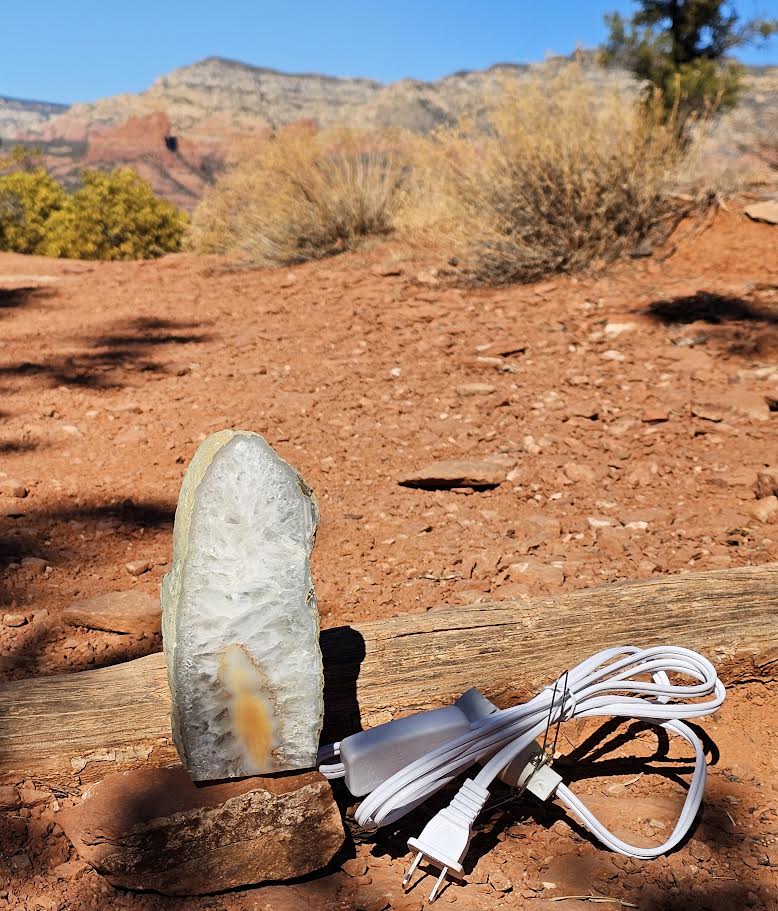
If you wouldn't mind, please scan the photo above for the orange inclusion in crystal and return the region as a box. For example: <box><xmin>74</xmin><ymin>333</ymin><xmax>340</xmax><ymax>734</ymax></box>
<box><xmin>233</xmin><ymin>691</ymin><xmax>274</xmax><ymax>766</ymax></box>
<box><xmin>219</xmin><ymin>644</ymin><xmax>275</xmax><ymax>767</ymax></box>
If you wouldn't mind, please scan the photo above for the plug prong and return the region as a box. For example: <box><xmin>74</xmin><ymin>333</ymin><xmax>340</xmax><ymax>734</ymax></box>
<box><xmin>402</xmin><ymin>851</ymin><xmax>423</xmax><ymax>888</ymax></box>
<box><xmin>429</xmin><ymin>866</ymin><xmax>448</xmax><ymax>903</ymax></box>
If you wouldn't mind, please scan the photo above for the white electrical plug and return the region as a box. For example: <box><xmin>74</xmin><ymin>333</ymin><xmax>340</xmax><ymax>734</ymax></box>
<box><xmin>402</xmin><ymin>742</ymin><xmax>562</xmax><ymax>901</ymax></box>
<box><xmin>405</xmin><ymin>777</ymin><xmax>490</xmax><ymax>901</ymax></box>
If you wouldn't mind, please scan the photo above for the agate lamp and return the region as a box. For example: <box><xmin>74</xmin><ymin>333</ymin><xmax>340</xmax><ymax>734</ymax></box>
<box><xmin>161</xmin><ymin>430</ymin><xmax>323</xmax><ymax>781</ymax></box>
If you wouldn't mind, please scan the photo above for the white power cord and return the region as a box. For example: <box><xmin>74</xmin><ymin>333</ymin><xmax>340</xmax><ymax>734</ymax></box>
<box><xmin>319</xmin><ymin>645</ymin><xmax>725</xmax><ymax>901</ymax></box>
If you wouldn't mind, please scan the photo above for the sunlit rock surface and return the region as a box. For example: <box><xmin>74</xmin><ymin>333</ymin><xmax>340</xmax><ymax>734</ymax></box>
<box><xmin>162</xmin><ymin>430</ymin><xmax>323</xmax><ymax>781</ymax></box>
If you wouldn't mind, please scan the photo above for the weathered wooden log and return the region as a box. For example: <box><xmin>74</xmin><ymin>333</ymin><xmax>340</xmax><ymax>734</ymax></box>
<box><xmin>2</xmin><ymin>563</ymin><xmax>776</xmax><ymax>785</ymax></box>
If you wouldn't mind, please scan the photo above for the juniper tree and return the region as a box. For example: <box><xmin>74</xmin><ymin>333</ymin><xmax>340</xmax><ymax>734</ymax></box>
<box><xmin>601</xmin><ymin>1</ymin><xmax>777</xmax><ymax>122</ymax></box>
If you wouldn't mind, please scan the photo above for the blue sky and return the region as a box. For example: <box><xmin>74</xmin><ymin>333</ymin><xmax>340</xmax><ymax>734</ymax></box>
<box><xmin>3</xmin><ymin>0</ymin><xmax>777</xmax><ymax>104</ymax></box>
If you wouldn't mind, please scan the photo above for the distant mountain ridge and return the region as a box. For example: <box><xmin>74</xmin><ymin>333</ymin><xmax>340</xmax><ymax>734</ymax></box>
<box><xmin>10</xmin><ymin>56</ymin><xmax>543</xmax><ymax>141</ymax></box>
<box><xmin>2</xmin><ymin>56</ymin><xmax>776</xmax><ymax>210</ymax></box>
<box><xmin>0</xmin><ymin>57</ymin><xmax>556</xmax><ymax>209</ymax></box>
<box><xmin>0</xmin><ymin>95</ymin><xmax>69</xmax><ymax>139</ymax></box>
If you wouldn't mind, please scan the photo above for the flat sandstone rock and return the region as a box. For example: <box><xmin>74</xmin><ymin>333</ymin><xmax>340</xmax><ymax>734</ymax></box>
<box><xmin>57</xmin><ymin>767</ymin><xmax>344</xmax><ymax>894</ymax></box>
<box><xmin>744</xmin><ymin>201</ymin><xmax>778</xmax><ymax>225</ymax></box>
<box><xmin>398</xmin><ymin>459</ymin><xmax>507</xmax><ymax>490</ymax></box>
<box><xmin>64</xmin><ymin>591</ymin><xmax>161</xmax><ymax>635</ymax></box>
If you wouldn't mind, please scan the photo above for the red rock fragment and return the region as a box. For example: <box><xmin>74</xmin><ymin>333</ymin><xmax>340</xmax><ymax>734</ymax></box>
<box><xmin>125</xmin><ymin>559</ymin><xmax>153</xmax><ymax>576</ymax></box>
<box><xmin>754</xmin><ymin>468</ymin><xmax>778</xmax><ymax>500</ymax></box>
<box><xmin>57</xmin><ymin>766</ymin><xmax>344</xmax><ymax>895</ymax></box>
<box><xmin>64</xmin><ymin>591</ymin><xmax>160</xmax><ymax>635</ymax></box>
<box><xmin>398</xmin><ymin>459</ymin><xmax>507</xmax><ymax>490</ymax></box>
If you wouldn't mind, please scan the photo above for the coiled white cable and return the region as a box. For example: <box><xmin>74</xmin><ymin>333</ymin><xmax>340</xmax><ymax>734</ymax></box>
<box><xmin>349</xmin><ymin>645</ymin><xmax>724</xmax><ymax>860</ymax></box>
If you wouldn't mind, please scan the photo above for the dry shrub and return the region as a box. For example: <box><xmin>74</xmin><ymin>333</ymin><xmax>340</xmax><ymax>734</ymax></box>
<box><xmin>751</xmin><ymin>126</ymin><xmax>778</xmax><ymax>173</ymax></box>
<box><xmin>401</xmin><ymin>66</ymin><xmax>691</xmax><ymax>284</ymax></box>
<box><xmin>187</xmin><ymin>125</ymin><xmax>408</xmax><ymax>265</ymax></box>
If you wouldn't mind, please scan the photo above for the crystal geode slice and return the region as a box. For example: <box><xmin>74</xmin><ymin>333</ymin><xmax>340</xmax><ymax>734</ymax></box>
<box><xmin>162</xmin><ymin>430</ymin><xmax>323</xmax><ymax>781</ymax></box>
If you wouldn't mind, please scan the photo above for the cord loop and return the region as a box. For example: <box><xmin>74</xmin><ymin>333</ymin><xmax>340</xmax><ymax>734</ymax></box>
<box><xmin>351</xmin><ymin>644</ymin><xmax>725</xmax><ymax>855</ymax></box>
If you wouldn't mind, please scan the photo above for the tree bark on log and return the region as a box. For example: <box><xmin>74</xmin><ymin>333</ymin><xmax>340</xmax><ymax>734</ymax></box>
<box><xmin>2</xmin><ymin>563</ymin><xmax>776</xmax><ymax>785</ymax></box>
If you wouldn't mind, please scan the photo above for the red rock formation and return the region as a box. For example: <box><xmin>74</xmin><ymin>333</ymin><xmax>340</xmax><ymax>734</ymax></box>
<box><xmin>80</xmin><ymin>112</ymin><xmax>213</xmax><ymax>208</ymax></box>
<box><xmin>36</xmin><ymin>111</ymin><xmax>263</xmax><ymax>211</ymax></box>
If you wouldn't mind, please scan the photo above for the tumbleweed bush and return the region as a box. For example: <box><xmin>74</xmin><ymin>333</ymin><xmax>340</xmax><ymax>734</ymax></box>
<box><xmin>187</xmin><ymin>125</ymin><xmax>408</xmax><ymax>265</ymax></box>
<box><xmin>400</xmin><ymin>65</ymin><xmax>691</xmax><ymax>284</ymax></box>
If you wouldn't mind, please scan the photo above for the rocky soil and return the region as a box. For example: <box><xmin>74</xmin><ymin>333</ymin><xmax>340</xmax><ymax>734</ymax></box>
<box><xmin>0</xmin><ymin>208</ymin><xmax>776</xmax><ymax>909</ymax></box>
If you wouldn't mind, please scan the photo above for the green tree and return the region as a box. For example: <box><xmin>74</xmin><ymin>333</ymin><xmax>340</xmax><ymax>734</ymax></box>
<box><xmin>43</xmin><ymin>168</ymin><xmax>188</xmax><ymax>260</ymax></box>
<box><xmin>0</xmin><ymin>145</ymin><xmax>45</xmax><ymax>174</ymax></box>
<box><xmin>601</xmin><ymin>1</ymin><xmax>777</xmax><ymax>121</ymax></box>
<box><xmin>0</xmin><ymin>168</ymin><xmax>67</xmax><ymax>254</ymax></box>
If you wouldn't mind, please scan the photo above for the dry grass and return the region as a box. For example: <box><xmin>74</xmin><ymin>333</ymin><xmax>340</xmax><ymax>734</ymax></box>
<box><xmin>752</xmin><ymin>128</ymin><xmax>778</xmax><ymax>172</ymax></box>
<box><xmin>187</xmin><ymin>124</ymin><xmax>408</xmax><ymax>265</ymax></box>
<box><xmin>399</xmin><ymin>66</ymin><xmax>692</xmax><ymax>285</ymax></box>
<box><xmin>188</xmin><ymin>67</ymin><xmax>700</xmax><ymax>284</ymax></box>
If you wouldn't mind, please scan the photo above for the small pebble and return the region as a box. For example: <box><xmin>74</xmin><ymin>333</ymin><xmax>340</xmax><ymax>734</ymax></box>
<box><xmin>0</xmin><ymin>479</ymin><xmax>28</xmax><ymax>498</ymax></box>
<box><xmin>587</xmin><ymin>517</ymin><xmax>612</xmax><ymax>529</ymax></box>
<box><xmin>0</xmin><ymin>785</ymin><xmax>20</xmax><ymax>810</ymax></box>
<box><xmin>21</xmin><ymin>556</ymin><xmax>48</xmax><ymax>574</ymax></box>
<box><xmin>3</xmin><ymin>612</ymin><xmax>28</xmax><ymax>627</ymax></box>
<box><xmin>126</xmin><ymin>560</ymin><xmax>153</xmax><ymax>577</ymax></box>
<box><xmin>488</xmin><ymin>870</ymin><xmax>513</xmax><ymax>892</ymax></box>
<box><xmin>9</xmin><ymin>853</ymin><xmax>31</xmax><ymax>871</ymax></box>
<box><xmin>342</xmin><ymin>857</ymin><xmax>369</xmax><ymax>877</ymax></box>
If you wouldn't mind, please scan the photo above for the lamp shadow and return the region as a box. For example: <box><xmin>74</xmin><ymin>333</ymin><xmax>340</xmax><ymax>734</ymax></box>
<box><xmin>320</xmin><ymin>626</ymin><xmax>366</xmax><ymax>744</ymax></box>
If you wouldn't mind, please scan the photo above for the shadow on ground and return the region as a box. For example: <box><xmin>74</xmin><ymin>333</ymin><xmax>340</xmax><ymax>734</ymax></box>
<box><xmin>0</xmin><ymin>315</ymin><xmax>212</xmax><ymax>389</ymax></box>
<box><xmin>0</xmin><ymin>497</ymin><xmax>174</xmax><ymax>576</ymax></box>
<box><xmin>646</xmin><ymin>289</ymin><xmax>778</xmax><ymax>326</ymax></box>
<box><xmin>646</xmin><ymin>289</ymin><xmax>778</xmax><ymax>360</ymax></box>
<box><xmin>0</xmin><ymin>286</ymin><xmax>57</xmax><ymax>317</ymax></box>
<box><xmin>0</xmin><ymin>497</ymin><xmax>174</xmax><ymax>674</ymax></box>
<box><xmin>0</xmin><ymin>439</ymin><xmax>42</xmax><ymax>454</ymax></box>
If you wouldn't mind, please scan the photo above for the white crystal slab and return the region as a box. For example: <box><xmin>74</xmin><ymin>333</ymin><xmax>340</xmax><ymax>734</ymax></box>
<box><xmin>162</xmin><ymin>430</ymin><xmax>323</xmax><ymax>781</ymax></box>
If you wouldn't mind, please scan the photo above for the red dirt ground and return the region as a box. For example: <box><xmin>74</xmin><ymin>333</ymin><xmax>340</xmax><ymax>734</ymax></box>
<box><xmin>0</xmin><ymin>209</ymin><xmax>777</xmax><ymax>909</ymax></box>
